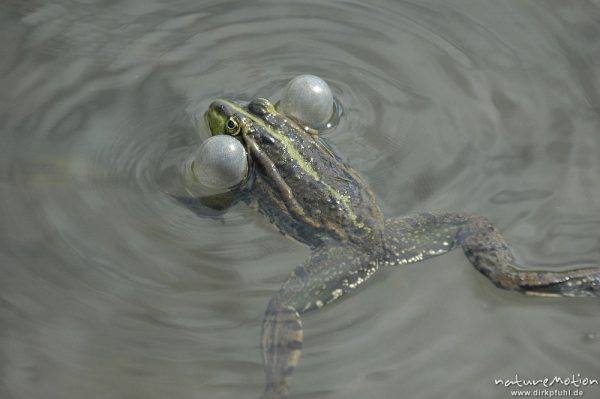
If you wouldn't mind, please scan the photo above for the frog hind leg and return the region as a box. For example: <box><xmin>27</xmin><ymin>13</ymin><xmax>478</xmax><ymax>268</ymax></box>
<box><xmin>260</xmin><ymin>244</ymin><xmax>379</xmax><ymax>399</ymax></box>
<box><xmin>383</xmin><ymin>212</ymin><xmax>600</xmax><ymax>298</ymax></box>
<box><xmin>260</xmin><ymin>305</ymin><xmax>302</xmax><ymax>399</ymax></box>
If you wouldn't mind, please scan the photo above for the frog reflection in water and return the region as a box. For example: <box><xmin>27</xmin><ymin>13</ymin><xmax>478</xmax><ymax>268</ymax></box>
<box><xmin>197</xmin><ymin>98</ymin><xmax>600</xmax><ymax>399</ymax></box>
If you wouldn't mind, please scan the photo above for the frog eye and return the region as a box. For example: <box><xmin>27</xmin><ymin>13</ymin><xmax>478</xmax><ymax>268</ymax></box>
<box><xmin>226</xmin><ymin>117</ymin><xmax>240</xmax><ymax>135</ymax></box>
<box><xmin>248</xmin><ymin>98</ymin><xmax>273</xmax><ymax>116</ymax></box>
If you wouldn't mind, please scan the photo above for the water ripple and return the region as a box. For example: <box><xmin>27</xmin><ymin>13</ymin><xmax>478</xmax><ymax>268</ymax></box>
<box><xmin>2</xmin><ymin>1</ymin><xmax>600</xmax><ymax>399</ymax></box>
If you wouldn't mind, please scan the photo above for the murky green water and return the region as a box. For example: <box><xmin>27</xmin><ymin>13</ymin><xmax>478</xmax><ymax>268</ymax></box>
<box><xmin>1</xmin><ymin>1</ymin><xmax>599</xmax><ymax>398</ymax></box>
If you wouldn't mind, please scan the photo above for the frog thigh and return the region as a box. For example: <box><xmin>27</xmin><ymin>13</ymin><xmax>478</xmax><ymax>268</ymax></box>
<box><xmin>277</xmin><ymin>244</ymin><xmax>380</xmax><ymax>313</ymax></box>
<box><xmin>382</xmin><ymin>212</ymin><xmax>465</xmax><ymax>266</ymax></box>
<box><xmin>260</xmin><ymin>244</ymin><xmax>379</xmax><ymax>399</ymax></box>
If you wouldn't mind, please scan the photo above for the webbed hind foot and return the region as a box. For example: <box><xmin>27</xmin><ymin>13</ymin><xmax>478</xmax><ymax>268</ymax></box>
<box><xmin>516</xmin><ymin>268</ymin><xmax>600</xmax><ymax>298</ymax></box>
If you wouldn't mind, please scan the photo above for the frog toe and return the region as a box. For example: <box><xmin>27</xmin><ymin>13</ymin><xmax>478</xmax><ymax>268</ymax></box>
<box><xmin>520</xmin><ymin>269</ymin><xmax>600</xmax><ymax>298</ymax></box>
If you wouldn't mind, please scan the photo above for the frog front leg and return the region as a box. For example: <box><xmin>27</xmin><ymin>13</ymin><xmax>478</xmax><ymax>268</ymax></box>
<box><xmin>383</xmin><ymin>212</ymin><xmax>600</xmax><ymax>297</ymax></box>
<box><xmin>260</xmin><ymin>244</ymin><xmax>380</xmax><ymax>399</ymax></box>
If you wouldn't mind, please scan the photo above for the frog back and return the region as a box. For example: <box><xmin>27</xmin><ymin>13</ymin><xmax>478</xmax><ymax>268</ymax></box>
<box><xmin>246</xmin><ymin>124</ymin><xmax>384</xmax><ymax>248</ymax></box>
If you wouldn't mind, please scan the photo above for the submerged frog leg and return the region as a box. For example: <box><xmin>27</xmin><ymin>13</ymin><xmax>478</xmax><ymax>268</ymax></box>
<box><xmin>260</xmin><ymin>244</ymin><xmax>379</xmax><ymax>399</ymax></box>
<box><xmin>169</xmin><ymin>192</ymin><xmax>242</xmax><ymax>217</ymax></box>
<box><xmin>383</xmin><ymin>212</ymin><xmax>600</xmax><ymax>297</ymax></box>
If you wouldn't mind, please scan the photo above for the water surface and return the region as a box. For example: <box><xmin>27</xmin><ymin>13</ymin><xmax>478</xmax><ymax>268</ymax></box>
<box><xmin>1</xmin><ymin>1</ymin><xmax>599</xmax><ymax>398</ymax></box>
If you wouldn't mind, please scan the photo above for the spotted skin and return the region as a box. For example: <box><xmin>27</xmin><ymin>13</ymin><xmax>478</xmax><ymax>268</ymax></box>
<box><xmin>383</xmin><ymin>213</ymin><xmax>600</xmax><ymax>296</ymax></box>
<box><xmin>200</xmin><ymin>98</ymin><xmax>600</xmax><ymax>399</ymax></box>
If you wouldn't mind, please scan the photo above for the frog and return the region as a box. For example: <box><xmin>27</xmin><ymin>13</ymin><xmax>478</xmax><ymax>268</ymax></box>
<box><xmin>200</xmin><ymin>97</ymin><xmax>600</xmax><ymax>399</ymax></box>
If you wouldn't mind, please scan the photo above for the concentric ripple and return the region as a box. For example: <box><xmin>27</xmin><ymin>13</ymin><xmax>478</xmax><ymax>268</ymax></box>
<box><xmin>1</xmin><ymin>1</ymin><xmax>600</xmax><ymax>399</ymax></box>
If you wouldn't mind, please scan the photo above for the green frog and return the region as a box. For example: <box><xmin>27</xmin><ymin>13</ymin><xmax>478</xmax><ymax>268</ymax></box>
<box><xmin>201</xmin><ymin>97</ymin><xmax>600</xmax><ymax>399</ymax></box>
